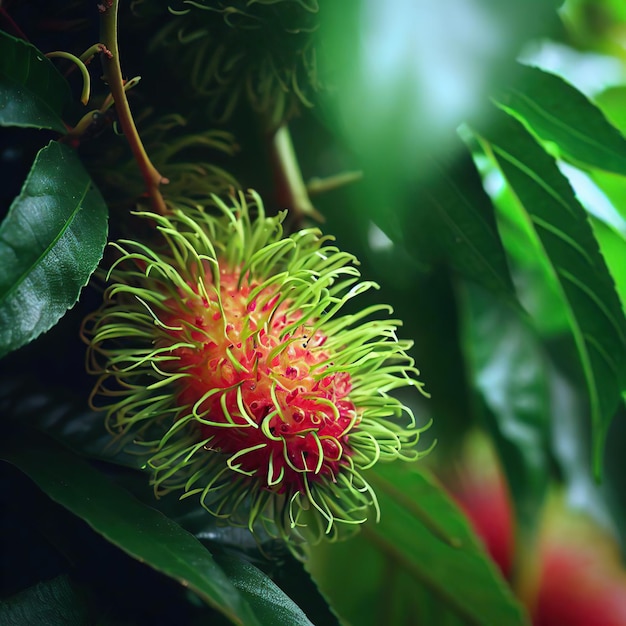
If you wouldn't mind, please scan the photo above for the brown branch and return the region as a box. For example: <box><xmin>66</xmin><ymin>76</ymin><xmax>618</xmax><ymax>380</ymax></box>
<box><xmin>99</xmin><ymin>0</ymin><xmax>168</xmax><ymax>215</ymax></box>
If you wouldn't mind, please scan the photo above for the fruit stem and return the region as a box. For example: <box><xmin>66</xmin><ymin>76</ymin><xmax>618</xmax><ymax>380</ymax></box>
<box><xmin>269</xmin><ymin>123</ymin><xmax>324</xmax><ymax>227</ymax></box>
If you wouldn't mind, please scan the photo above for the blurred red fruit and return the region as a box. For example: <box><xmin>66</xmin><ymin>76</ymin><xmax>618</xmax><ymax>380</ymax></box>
<box><xmin>444</xmin><ymin>438</ymin><xmax>626</xmax><ymax>626</ymax></box>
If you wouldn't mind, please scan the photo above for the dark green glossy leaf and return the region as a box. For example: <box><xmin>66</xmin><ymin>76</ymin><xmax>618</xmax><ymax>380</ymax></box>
<box><xmin>408</xmin><ymin>149</ymin><xmax>517</xmax><ymax>299</ymax></box>
<box><xmin>540</xmin><ymin>343</ymin><xmax>619</xmax><ymax>545</ymax></box>
<box><xmin>495</xmin><ymin>65</ymin><xmax>626</xmax><ymax>175</ymax></box>
<box><xmin>0</xmin><ymin>381</ymin><xmax>284</xmax><ymax>562</ymax></box>
<box><xmin>0</xmin><ymin>141</ymin><xmax>108</xmax><ymax>358</ymax></box>
<box><xmin>0</xmin><ymin>31</ymin><xmax>70</xmax><ymax>133</ymax></box>
<box><xmin>10</xmin><ymin>387</ymin><xmax>145</xmax><ymax>469</ymax></box>
<box><xmin>0</xmin><ymin>431</ymin><xmax>261</xmax><ymax>626</ymax></box>
<box><xmin>473</xmin><ymin>109</ymin><xmax>626</xmax><ymax>474</ymax></box>
<box><xmin>461</xmin><ymin>284</ymin><xmax>550</xmax><ymax>535</ymax></box>
<box><xmin>341</xmin><ymin>144</ymin><xmax>517</xmax><ymax>301</ymax></box>
<box><xmin>321</xmin><ymin>193</ymin><xmax>473</xmax><ymax>453</ymax></box>
<box><xmin>270</xmin><ymin>552</ymin><xmax>342</xmax><ymax>626</ymax></box>
<box><xmin>307</xmin><ymin>464</ymin><xmax>529</xmax><ymax>626</ymax></box>
<box><xmin>0</xmin><ymin>576</ymin><xmax>87</xmax><ymax>626</ymax></box>
<box><xmin>214</xmin><ymin>553</ymin><xmax>313</xmax><ymax>626</ymax></box>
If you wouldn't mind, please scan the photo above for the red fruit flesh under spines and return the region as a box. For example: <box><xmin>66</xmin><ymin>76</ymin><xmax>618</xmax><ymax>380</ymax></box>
<box><xmin>160</xmin><ymin>266</ymin><xmax>359</xmax><ymax>493</ymax></box>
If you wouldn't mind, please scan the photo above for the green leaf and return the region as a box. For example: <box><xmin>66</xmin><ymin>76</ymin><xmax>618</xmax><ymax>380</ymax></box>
<box><xmin>461</xmin><ymin>284</ymin><xmax>550</xmax><ymax>535</ymax></box>
<box><xmin>590</xmin><ymin>86</ymin><xmax>626</xmax><ymax>225</ymax></box>
<box><xmin>214</xmin><ymin>552</ymin><xmax>314</xmax><ymax>626</ymax></box>
<box><xmin>0</xmin><ymin>382</ymin><xmax>281</xmax><ymax>562</ymax></box>
<box><xmin>0</xmin><ymin>576</ymin><xmax>87</xmax><ymax>626</ymax></box>
<box><xmin>0</xmin><ymin>31</ymin><xmax>71</xmax><ymax>133</ymax></box>
<box><xmin>0</xmin><ymin>141</ymin><xmax>108</xmax><ymax>358</ymax></box>
<box><xmin>590</xmin><ymin>169</ymin><xmax>626</xmax><ymax>225</ymax></box>
<box><xmin>473</xmin><ymin>108</ymin><xmax>626</xmax><ymax>474</ymax></box>
<box><xmin>271</xmin><ymin>552</ymin><xmax>342</xmax><ymax>626</ymax></box>
<box><xmin>320</xmin><ymin>1</ymin><xmax>560</xmax><ymax>183</ymax></box>
<box><xmin>4</xmin><ymin>385</ymin><xmax>146</xmax><ymax>469</ymax></box>
<box><xmin>409</xmin><ymin>149</ymin><xmax>517</xmax><ymax>299</ymax></box>
<box><xmin>494</xmin><ymin>65</ymin><xmax>626</xmax><ymax>175</ymax></box>
<box><xmin>476</xmin><ymin>154</ymin><xmax>570</xmax><ymax>335</ymax></box>
<box><xmin>307</xmin><ymin>464</ymin><xmax>529</xmax><ymax>626</ymax></box>
<box><xmin>347</xmin><ymin>145</ymin><xmax>516</xmax><ymax>301</ymax></box>
<box><xmin>594</xmin><ymin>85</ymin><xmax>626</xmax><ymax>137</ymax></box>
<box><xmin>322</xmin><ymin>195</ymin><xmax>476</xmax><ymax>452</ymax></box>
<box><xmin>0</xmin><ymin>430</ymin><xmax>262</xmax><ymax>626</ymax></box>
<box><xmin>589</xmin><ymin>217</ymin><xmax>626</xmax><ymax>311</ymax></box>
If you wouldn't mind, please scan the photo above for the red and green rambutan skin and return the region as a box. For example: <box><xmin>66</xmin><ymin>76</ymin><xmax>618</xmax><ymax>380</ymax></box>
<box><xmin>84</xmin><ymin>191</ymin><xmax>430</xmax><ymax>543</ymax></box>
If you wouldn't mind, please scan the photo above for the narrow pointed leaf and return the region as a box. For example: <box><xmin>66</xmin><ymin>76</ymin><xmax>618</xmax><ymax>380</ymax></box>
<box><xmin>0</xmin><ymin>31</ymin><xmax>70</xmax><ymax>133</ymax></box>
<box><xmin>473</xmin><ymin>109</ymin><xmax>626</xmax><ymax>473</ymax></box>
<box><xmin>494</xmin><ymin>65</ymin><xmax>626</xmax><ymax>175</ymax></box>
<box><xmin>410</xmin><ymin>149</ymin><xmax>517</xmax><ymax>299</ymax></box>
<box><xmin>307</xmin><ymin>464</ymin><xmax>529</xmax><ymax>626</ymax></box>
<box><xmin>0</xmin><ymin>431</ymin><xmax>262</xmax><ymax>626</ymax></box>
<box><xmin>0</xmin><ymin>141</ymin><xmax>108</xmax><ymax>358</ymax></box>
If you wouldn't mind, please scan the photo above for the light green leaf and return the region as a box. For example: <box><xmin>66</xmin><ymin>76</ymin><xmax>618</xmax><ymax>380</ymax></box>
<box><xmin>594</xmin><ymin>85</ymin><xmax>626</xmax><ymax>138</ymax></box>
<box><xmin>591</xmin><ymin>170</ymin><xmax>626</xmax><ymax>226</ymax></box>
<box><xmin>0</xmin><ymin>141</ymin><xmax>108</xmax><ymax>358</ymax></box>
<box><xmin>473</xmin><ymin>108</ymin><xmax>626</xmax><ymax>474</ymax></box>
<box><xmin>495</xmin><ymin>65</ymin><xmax>626</xmax><ymax>175</ymax></box>
<box><xmin>0</xmin><ymin>430</ymin><xmax>262</xmax><ymax>626</ymax></box>
<box><xmin>0</xmin><ymin>31</ymin><xmax>70</xmax><ymax>133</ymax></box>
<box><xmin>590</xmin><ymin>86</ymin><xmax>626</xmax><ymax>226</ymax></box>
<box><xmin>307</xmin><ymin>464</ymin><xmax>529</xmax><ymax>626</ymax></box>
<box><xmin>589</xmin><ymin>217</ymin><xmax>626</xmax><ymax>311</ymax></box>
<box><xmin>473</xmin><ymin>153</ymin><xmax>570</xmax><ymax>335</ymax></box>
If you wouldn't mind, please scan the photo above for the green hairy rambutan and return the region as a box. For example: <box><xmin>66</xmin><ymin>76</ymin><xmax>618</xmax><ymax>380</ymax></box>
<box><xmin>84</xmin><ymin>191</ymin><xmax>430</xmax><ymax>543</ymax></box>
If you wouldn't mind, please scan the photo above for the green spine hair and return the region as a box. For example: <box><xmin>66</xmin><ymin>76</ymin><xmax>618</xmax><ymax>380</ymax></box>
<box><xmin>84</xmin><ymin>191</ymin><xmax>431</xmax><ymax>543</ymax></box>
